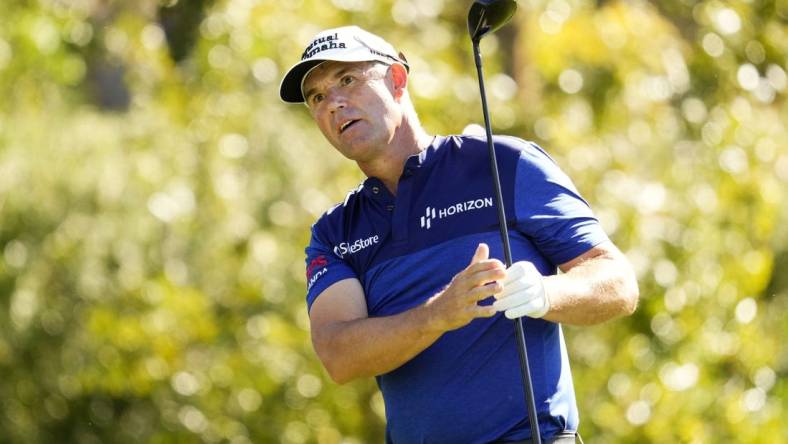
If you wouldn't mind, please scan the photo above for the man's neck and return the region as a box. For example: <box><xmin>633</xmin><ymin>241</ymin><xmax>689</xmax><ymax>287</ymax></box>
<box><xmin>357</xmin><ymin>130</ymin><xmax>434</xmax><ymax>195</ymax></box>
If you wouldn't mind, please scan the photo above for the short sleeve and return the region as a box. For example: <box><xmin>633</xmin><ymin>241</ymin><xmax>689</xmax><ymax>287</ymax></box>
<box><xmin>304</xmin><ymin>224</ymin><xmax>358</xmax><ymax>312</ymax></box>
<box><xmin>513</xmin><ymin>142</ymin><xmax>609</xmax><ymax>265</ymax></box>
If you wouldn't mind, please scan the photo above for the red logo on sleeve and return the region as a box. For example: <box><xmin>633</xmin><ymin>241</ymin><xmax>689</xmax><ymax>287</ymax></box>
<box><xmin>306</xmin><ymin>255</ymin><xmax>328</xmax><ymax>279</ymax></box>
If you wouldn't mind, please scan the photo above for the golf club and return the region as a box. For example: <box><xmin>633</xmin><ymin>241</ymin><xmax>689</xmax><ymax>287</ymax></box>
<box><xmin>467</xmin><ymin>1</ymin><xmax>542</xmax><ymax>443</ymax></box>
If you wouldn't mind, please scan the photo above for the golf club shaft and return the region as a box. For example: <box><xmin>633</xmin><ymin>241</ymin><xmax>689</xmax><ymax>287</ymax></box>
<box><xmin>473</xmin><ymin>41</ymin><xmax>542</xmax><ymax>444</ymax></box>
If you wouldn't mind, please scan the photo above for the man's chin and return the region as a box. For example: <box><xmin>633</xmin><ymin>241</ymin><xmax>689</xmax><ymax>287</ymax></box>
<box><xmin>334</xmin><ymin>140</ymin><xmax>378</xmax><ymax>161</ymax></box>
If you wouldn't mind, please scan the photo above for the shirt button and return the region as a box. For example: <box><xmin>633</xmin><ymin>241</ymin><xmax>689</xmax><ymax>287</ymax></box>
<box><xmin>386</xmin><ymin>205</ymin><xmax>394</xmax><ymax>211</ymax></box>
<box><xmin>371</xmin><ymin>186</ymin><xmax>380</xmax><ymax>194</ymax></box>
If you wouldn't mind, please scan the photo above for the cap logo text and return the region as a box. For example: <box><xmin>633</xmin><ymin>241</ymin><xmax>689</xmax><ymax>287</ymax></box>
<box><xmin>302</xmin><ymin>33</ymin><xmax>347</xmax><ymax>60</ymax></box>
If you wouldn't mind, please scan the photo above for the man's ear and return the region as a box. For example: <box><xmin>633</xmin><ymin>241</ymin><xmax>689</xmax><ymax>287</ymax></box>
<box><xmin>389</xmin><ymin>63</ymin><xmax>408</xmax><ymax>100</ymax></box>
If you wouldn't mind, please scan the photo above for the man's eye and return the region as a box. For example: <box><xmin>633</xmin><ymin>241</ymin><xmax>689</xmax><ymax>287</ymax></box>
<box><xmin>311</xmin><ymin>93</ymin><xmax>324</xmax><ymax>104</ymax></box>
<box><xmin>340</xmin><ymin>75</ymin><xmax>354</xmax><ymax>86</ymax></box>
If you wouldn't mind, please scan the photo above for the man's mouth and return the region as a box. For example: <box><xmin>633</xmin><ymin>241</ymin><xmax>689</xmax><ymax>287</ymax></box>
<box><xmin>339</xmin><ymin>120</ymin><xmax>360</xmax><ymax>134</ymax></box>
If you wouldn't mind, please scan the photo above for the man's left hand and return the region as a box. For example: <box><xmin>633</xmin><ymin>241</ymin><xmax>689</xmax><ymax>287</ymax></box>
<box><xmin>493</xmin><ymin>261</ymin><xmax>550</xmax><ymax>319</ymax></box>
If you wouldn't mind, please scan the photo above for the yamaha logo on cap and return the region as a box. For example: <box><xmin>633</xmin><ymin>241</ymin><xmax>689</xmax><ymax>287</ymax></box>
<box><xmin>279</xmin><ymin>25</ymin><xmax>409</xmax><ymax>103</ymax></box>
<box><xmin>301</xmin><ymin>33</ymin><xmax>347</xmax><ymax>60</ymax></box>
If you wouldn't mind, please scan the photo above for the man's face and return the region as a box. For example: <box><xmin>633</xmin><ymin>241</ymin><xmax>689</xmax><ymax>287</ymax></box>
<box><xmin>302</xmin><ymin>61</ymin><xmax>403</xmax><ymax>162</ymax></box>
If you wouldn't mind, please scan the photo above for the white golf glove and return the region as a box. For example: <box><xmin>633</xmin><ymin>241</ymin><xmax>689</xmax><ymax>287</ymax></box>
<box><xmin>493</xmin><ymin>261</ymin><xmax>550</xmax><ymax>319</ymax></box>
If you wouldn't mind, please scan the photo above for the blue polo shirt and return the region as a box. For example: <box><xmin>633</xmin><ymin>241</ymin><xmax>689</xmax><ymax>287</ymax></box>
<box><xmin>304</xmin><ymin>135</ymin><xmax>608</xmax><ymax>443</ymax></box>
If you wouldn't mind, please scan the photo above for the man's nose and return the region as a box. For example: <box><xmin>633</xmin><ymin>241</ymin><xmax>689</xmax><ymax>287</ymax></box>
<box><xmin>326</xmin><ymin>90</ymin><xmax>347</xmax><ymax>114</ymax></box>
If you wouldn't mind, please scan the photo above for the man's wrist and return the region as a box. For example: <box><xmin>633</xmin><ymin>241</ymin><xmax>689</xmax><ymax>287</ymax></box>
<box><xmin>534</xmin><ymin>276</ymin><xmax>550</xmax><ymax>317</ymax></box>
<box><xmin>532</xmin><ymin>291</ymin><xmax>550</xmax><ymax>318</ymax></box>
<box><xmin>419</xmin><ymin>294</ymin><xmax>446</xmax><ymax>336</ymax></box>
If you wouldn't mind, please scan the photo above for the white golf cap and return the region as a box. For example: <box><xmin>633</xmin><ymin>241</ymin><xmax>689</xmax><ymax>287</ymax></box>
<box><xmin>279</xmin><ymin>26</ymin><xmax>409</xmax><ymax>103</ymax></box>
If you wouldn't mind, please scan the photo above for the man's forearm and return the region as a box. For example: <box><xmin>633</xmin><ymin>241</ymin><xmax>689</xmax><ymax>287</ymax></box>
<box><xmin>314</xmin><ymin>303</ymin><xmax>443</xmax><ymax>384</ymax></box>
<box><xmin>310</xmin><ymin>245</ymin><xmax>503</xmax><ymax>384</ymax></box>
<box><xmin>542</xmin><ymin>254</ymin><xmax>639</xmax><ymax>326</ymax></box>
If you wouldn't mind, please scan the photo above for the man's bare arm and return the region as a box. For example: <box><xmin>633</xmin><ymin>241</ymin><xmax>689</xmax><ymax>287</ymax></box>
<box><xmin>542</xmin><ymin>241</ymin><xmax>639</xmax><ymax>326</ymax></box>
<box><xmin>308</xmin><ymin>244</ymin><xmax>505</xmax><ymax>384</ymax></box>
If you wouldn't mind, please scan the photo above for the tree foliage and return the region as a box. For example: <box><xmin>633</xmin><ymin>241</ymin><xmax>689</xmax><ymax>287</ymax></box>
<box><xmin>0</xmin><ymin>0</ymin><xmax>786</xmax><ymax>442</ymax></box>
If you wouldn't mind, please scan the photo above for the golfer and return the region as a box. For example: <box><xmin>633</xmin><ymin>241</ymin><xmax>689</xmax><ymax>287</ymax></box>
<box><xmin>280</xmin><ymin>26</ymin><xmax>639</xmax><ymax>444</ymax></box>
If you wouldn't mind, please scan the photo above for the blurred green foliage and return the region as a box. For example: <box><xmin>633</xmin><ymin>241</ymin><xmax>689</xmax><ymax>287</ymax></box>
<box><xmin>0</xmin><ymin>0</ymin><xmax>786</xmax><ymax>442</ymax></box>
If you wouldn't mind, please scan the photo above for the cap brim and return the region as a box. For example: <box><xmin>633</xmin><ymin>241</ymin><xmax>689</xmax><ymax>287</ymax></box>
<box><xmin>279</xmin><ymin>59</ymin><xmax>326</xmax><ymax>103</ymax></box>
<box><xmin>279</xmin><ymin>53</ymin><xmax>409</xmax><ymax>103</ymax></box>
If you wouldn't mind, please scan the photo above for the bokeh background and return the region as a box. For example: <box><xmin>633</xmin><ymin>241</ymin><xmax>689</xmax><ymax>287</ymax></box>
<box><xmin>1</xmin><ymin>0</ymin><xmax>786</xmax><ymax>442</ymax></box>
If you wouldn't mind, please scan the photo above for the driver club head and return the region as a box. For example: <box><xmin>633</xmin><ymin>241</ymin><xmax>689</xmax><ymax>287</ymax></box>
<box><xmin>467</xmin><ymin>0</ymin><xmax>517</xmax><ymax>42</ymax></box>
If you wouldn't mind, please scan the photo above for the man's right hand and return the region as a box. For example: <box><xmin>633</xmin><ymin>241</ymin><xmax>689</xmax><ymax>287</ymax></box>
<box><xmin>309</xmin><ymin>243</ymin><xmax>505</xmax><ymax>383</ymax></box>
<box><xmin>423</xmin><ymin>243</ymin><xmax>506</xmax><ymax>333</ymax></box>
